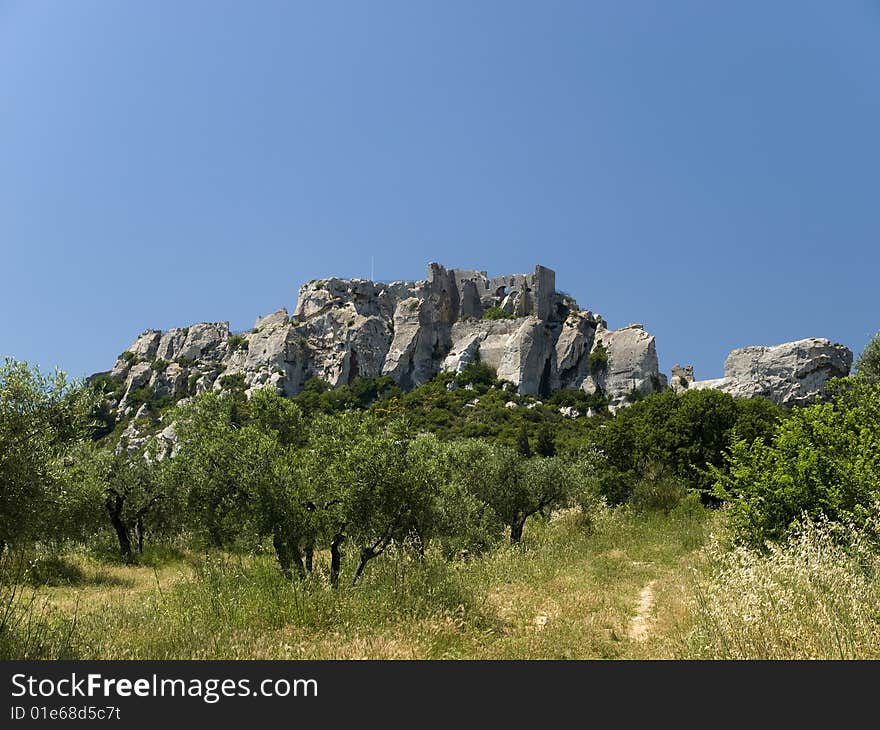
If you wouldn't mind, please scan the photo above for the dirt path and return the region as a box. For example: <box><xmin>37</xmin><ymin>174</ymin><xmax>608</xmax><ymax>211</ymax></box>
<box><xmin>627</xmin><ymin>580</ymin><xmax>656</xmax><ymax>641</ymax></box>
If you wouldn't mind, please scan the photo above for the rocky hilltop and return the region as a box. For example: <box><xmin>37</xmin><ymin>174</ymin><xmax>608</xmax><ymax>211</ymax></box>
<box><xmin>105</xmin><ymin>263</ymin><xmax>663</xmax><ymax>420</ymax></box>
<box><xmin>98</xmin><ymin>262</ymin><xmax>852</xmax><ymax>426</ymax></box>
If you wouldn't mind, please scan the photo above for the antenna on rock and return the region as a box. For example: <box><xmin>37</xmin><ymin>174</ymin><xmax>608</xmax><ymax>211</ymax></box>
<box><xmin>371</xmin><ymin>256</ymin><xmax>374</xmax><ymax>282</ymax></box>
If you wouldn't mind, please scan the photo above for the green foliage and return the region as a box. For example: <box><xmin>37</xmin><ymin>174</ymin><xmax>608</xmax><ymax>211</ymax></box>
<box><xmin>631</xmin><ymin>461</ymin><xmax>688</xmax><ymax>514</ymax></box>
<box><xmin>86</xmin><ymin>373</ymin><xmax>127</xmax><ymax>439</ymax></box>
<box><xmin>535</xmin><ymin>422</ymin><xmax>556</xmax><ymax>457</ymax></box>
<box><xmin>516</xmin><ymin>423</ymin><xmax>532</xmax><ymax>457</ymax></box>
<box><xmin>0</xmin><ymin>359</ymin><xmax>99</xmax><ymax>549</ymax></box>
<box><xmin>455</xmin><ymin>362</ymin><xmax>496</xmax><ymax>387</ymax></box>
<box><xmin>855</xmin><ymin>333</ymin><xmax>880</xmax><ymax>387</ymax></box>
<box><xmin>218</xmin><ymin>373</ymin><xmax>247</xmax><ymax>392</ymax></box>
<box><xmin>227</xmin><ymin>334</ymin><xmax>249</xmax><ymax>352</ymax></box>
<box><xmin>125</xmin><ymin>385</ymin><xmax>155</xmax><ymax>409</ymax></box>
<box><xmin>482</xmin><ymin>306</ymin><xmax>515</xmax><ymax>321</ymax></box>
<box><xmin>546</xmin><ymin>387</ymin><xmax>606</xmax><ymax>412</ymax></box>
<box><xmin>151</xmin><ymin>358</ymin><xmax>169</xmax><ymax>373</ymax></box>
<box><xmin>588</xmin><ymin>341</ymin><xmax>608</xmax><ymax>374</ymax></box>
<box><xmin>292</xmin><ymin>376</ymin><xmax>401</xmax><ymax>415</ymax></box>
<box><xmin>625</xmin><ymin>387</ymin><xmax>643</xmax><ymax>404</ymax></box>
<box><xmin>187</xmin><ymin>372</ymin><xmax>201</xmax><ymax>395</ymax></box>
<box><xmin>715</xmin><ymin>379</ymin><xmax>880</xmax><ymax>545</ymax></box>
<box><xmin>120</xmin><ymin>351</ymin><xmax>139</xmax><ymax>365</ymax></box>
<box><xmin>582</xmin><ymin>388</ymin><xmax>781</xmax><ymax>503</ymax></box>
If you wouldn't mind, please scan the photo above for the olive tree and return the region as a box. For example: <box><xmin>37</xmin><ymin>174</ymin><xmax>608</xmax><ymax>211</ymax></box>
<box><xmin>0</xmin><ymin>359</ymin><xmax>98</xmax><ymax>553</ymax></box>
<box><xmin>298</xmin><ymin>413</ymin><xmax>445</xmax><ymax>586</ymax></box>
<box><xmin>171</xmin><ymin>390</ymin><xmax>313</xmax><ymax>577</ymax></box>
<box><xmin>475</xmin><ymin>446</ymin><xmax>577</xmax><ymax>543</ymax></box>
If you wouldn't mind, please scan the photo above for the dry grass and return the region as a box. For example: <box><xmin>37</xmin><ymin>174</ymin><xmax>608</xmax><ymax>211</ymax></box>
<box><xmin>2</xmin><ymin>504</ymin><xmax>710</xmax><ymax>660</ymax></box>
<box><xmin>682</xmin><ymin>518</ymin><xmax>880</xmax><ymax>659</ymax></box>
<box><xmin>10</xmin><ymin>504</ymin><xmax>880</xmax><ymax>660</ymax></box>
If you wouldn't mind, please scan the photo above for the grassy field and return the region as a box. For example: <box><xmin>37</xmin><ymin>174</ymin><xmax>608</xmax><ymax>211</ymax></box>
<box><xmin>5</xmin><ymin>501</ymin><xmax>880</xmax><ymax>660</ymax></box>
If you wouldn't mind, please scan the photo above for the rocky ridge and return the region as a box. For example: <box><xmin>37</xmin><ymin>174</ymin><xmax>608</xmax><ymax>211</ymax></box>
<box><xmin>97</xmin><ymin>263</ymin><xmax>853</xmax><ymax>432</ymax></box>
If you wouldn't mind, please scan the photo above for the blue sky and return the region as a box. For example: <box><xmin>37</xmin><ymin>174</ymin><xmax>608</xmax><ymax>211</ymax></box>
<box><xmin>2</xmin><ymin>1</ymin><xmax>878</xmax><ymax>380</ymax></box>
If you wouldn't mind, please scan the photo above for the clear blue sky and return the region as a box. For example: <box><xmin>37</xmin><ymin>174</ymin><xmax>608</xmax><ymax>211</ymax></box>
<box><xmin>2</xmin><ymin>1</ymin><xmax>878</xmax><ymax>380</ymax></box>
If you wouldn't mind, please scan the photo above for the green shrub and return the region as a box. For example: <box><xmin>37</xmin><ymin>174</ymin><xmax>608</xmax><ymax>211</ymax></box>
<box><xmin>715</xmin><ymin>379</ymin><xmax>880</xmax><ymax>545</ymax></box>
<box><xmin>126</xmin><ymin>385</ymin><xmax>155</xmax><ymax>409</ymax></box>
<box><xmin>187</xmin><ymin>373</ymin><xmax>201</xmax><ymax>395</ymax></box>
<box><xmin>227</xmin><ymin>334</ymin><xmax>249</xmax><ymax>352</ymax></box>
<box><xmin>855</xmin><ymin>333</ymin><xmax>880</xmax><ymax>386</ymax></box>
<box><xmin>482</xmin><ymin>306</ymin><xmax>514</xmax><ymax>321</ymax></box>
<box><xmin>456</xmin><ymin>362</ymin><xmax>497</xmax><ymax>388</ymax></box>
<box><xmin>625</xmin><ymin>387</ymin><xmax>643</xmax><ymax>403</ymax></box>
<box><xmin>632</xmin><ymin>462</ymin><xmax>687</xmax><ymax>513</ymax></box>
<box><xmin>151</xmin><ymin>358</ymin><xmax>169</xmax><ymax>373</ymax></box>
<box><xmin>218</xmin><ymin>373</ymin><xmax>248</xmax><ymax>392</ymax></box>
<box><xmin>588</xmin><ymin>341</ymin><xmax>608</xmax><ymax>374</ymax></box>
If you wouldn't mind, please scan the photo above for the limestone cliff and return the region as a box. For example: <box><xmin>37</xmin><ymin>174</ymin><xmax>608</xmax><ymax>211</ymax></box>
<box><xmin>99</xmin><ymin>263</ymin><xmax>665</xmax><ymax>422</ymax></box>
<box><xmin>96</xmin><ymin>263</ymin><xmax>854</xmax><ymax>429</ymax></box>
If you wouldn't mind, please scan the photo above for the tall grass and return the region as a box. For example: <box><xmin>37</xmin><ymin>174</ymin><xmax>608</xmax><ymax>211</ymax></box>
<box><xmin>686</xmin><ymin>518</ymin><xmax>880</xmax><ymax>659</ymax></box>
<box><xmin>68</xmin><ymin>544</ymin><xmax>490</xmax><ymax>659</ymax></box>
<box><xmin>0</xmin><ymin>554</ymin><xmax>79</xmax><ymax>659</ymax></box>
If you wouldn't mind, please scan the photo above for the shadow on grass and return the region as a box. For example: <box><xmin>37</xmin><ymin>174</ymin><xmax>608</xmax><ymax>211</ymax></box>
<box><xmin>9</xmin><ymin>555</ymin><xmax>135</xmax><ymax>589</ymax></box>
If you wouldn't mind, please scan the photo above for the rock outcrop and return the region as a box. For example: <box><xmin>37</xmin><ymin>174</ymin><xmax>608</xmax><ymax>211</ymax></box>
<box><xmin>96</xmin><ymin>261</ymin><xmax>854</xmax><ymax>438</ymax></box>
<box><xmin>98</xmin><ymin>263</ymin><xmax>666</xmax><ymax>423</ymax></box>
<box><xmin>685</xmin><ymin>338</ymin><xmax>852</xmax><ymax>406</ymax></box>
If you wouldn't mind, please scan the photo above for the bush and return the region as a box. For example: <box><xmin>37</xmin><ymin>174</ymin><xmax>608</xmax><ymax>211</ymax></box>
<box><xmin>715</xmin><ymin>379</ymin><xmax>880</xmax><ymax>545</ymax></box>
<box><xmin>227</xmin><ymin>334</ymin><xmax>249</xmax><ymax>352</ymax></box>
<box><xmin>482</xmin><ymin>306</ymin><xmax>514</xmax><ymax>321</ymax></box>
<box><xmin>456</xmin><ymin>362</ymin><xmax>496</xmax><ymax>388</ymax></box>
<box><xmin>631</xmin><ymin>462</ymin><xmax>687</xmax><ymax>514</ymax></box>
<box><xmin>856</xmin><ymin>333</ymin><xmax>880</xmax><ymax>386</ymax></box>
<box><xmin>588</xmin><ymin>341</ymin><xmax>608</xmax><ymax>374</ymax></box>
<box><xmin>219</xmin><ymin>373</ymin><xmax>248</xmax><ymax>392</ymax></box>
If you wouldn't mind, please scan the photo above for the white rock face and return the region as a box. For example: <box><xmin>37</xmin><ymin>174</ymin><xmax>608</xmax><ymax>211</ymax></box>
<box><xmin>98</xmin><ymin>262</ymin><xmax>857</xmax><ymax>446</ymax></box>
<box><xmin>577</xmin><ymin>324</ymin><xmax>661</xmax><ymax>408</ymax></box>
<box><xmin>688</xmin><ymin>338</ymin><xmax>852</xmax><ymax>406</ymax></box>
<box><xmin>98</xmin><ymin>263</ymin><xmax>667</xmax><ymax>417</ymax></box>
<box><xmin>497</xmin><ymin>317</ymin><xmax>560</xmax><ymax>395</ymax></box>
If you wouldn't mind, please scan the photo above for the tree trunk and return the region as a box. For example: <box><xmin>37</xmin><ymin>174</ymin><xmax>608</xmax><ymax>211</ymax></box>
<box><xmin>106</xmin><ymin>494</ymin><xmax>133</xmax><ymax>562</ymax></box>
<box><xmin>509</xmin><ymin>515</ymin><xmax>527</xmax><ymax>544</ymax></box>
<box><xmin>330</xmin><ymin>534</ymin><xmax>343</xmax><ymax>589</ymax></box>
<box><xmin>134</xmin><ymin>517</ymin><xmax>145</xmax><ymax>555</ymax></box>
<box><xmin>273</xmin><ymin>534</ymin><xmax>293</xmax><ymax>578</ymax></box>
<box><xmin>352</xmin><ymin>548</ymin><xmax>375</xmax><ymax>586</ymax></box>
<box><xmin>273</xmin><ymin>534</ymin><xmax>306</xmax><ymax>580</ymax></box>
<box><xmin>305</xmin><ymin>543</ymin><xmax>314</xmax><ymax>574</ymax></box>
<box><xmin>289</xmin><ymin>543</ymin><xmax>306</xmax><ymax>579</ymax></box>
